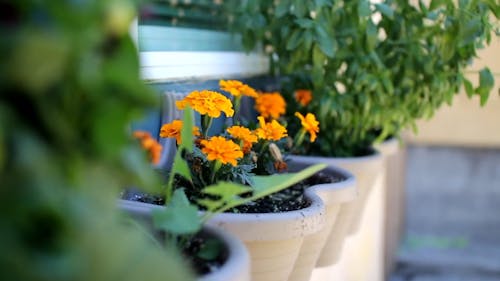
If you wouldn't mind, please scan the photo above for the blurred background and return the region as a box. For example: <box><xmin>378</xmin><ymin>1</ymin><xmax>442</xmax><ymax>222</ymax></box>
<box><xmin>390</xmin><ymin>38</ymin><xmax>500</xmax><ymax>281</ymax></box>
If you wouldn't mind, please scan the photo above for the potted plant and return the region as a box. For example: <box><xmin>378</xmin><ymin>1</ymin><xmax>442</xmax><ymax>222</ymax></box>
<box><xmin>227</xmin><ymin>0</ymin><xmax>498</xmax><ymax>280</ymax></box>
<box><xmin>0</xmin><ymin>0</ymin><xmax>193</xmax><ymax>280</ymax></box>
<box><xmin>121</xmin><ymin>80</ymin><xmax>357</xmax><ymax>281</ymax></box>
<box><xmin>221</xmin><ymin>83</ymin><xmax>359</xmax><ymax>281</ymax></box>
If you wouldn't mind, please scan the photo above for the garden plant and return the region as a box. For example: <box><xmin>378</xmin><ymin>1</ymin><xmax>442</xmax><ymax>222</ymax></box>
<box><xmin>227</xmin><ymin>0</ymin><xmax>499</xmax><ymax>156</ymax></box>
<box><xmin>0</xmin><ymin>0</ymin><xmax>194</xmax><ymax>280</ymax></box>
<box><xmin>127</xmin><ymin>81</ymin><xmax>327</xmax><ymax>275</ymax></box>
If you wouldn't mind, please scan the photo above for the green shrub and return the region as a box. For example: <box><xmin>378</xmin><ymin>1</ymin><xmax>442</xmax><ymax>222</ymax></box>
<box><xmin>0</xmin><ymin>0</ymin><xmax>192</xmax><ymax>280</ymax></box>
<box><xmin>228</xmin><ymin>0</ymin><xmax>499</xmax><ymax>156</ymax></box>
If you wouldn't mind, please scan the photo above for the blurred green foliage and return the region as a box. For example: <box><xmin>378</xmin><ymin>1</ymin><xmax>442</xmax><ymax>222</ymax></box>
<box><xmin>227</xmin><ymin>0</ymin><xmax>499</xmax><ymax>156</ymax></box>
<box><xmin>0</xmin><ymin>0</ymin><xmax>192</xmax><ymax>280</ymax></box>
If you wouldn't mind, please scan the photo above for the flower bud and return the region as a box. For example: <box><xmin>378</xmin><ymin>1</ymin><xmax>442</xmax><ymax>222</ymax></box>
<box><xmin>268</xmin><ymin>143</ymin><xmax>283</xmax><ymax>162</ymax></box>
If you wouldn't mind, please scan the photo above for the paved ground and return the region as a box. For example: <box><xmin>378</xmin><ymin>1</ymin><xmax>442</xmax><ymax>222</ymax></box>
<box><xmin>390</xmin><ymin>145</ymin><xmax>500</xmax><ymax>281</ymax></box>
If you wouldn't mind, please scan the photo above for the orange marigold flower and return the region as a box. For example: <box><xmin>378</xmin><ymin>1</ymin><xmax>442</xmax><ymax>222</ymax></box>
<box><xmin>176</xmin><ymin>90</ymin><xmax>234</xmax><ymax>118</ymax></box>
<box><xmin>133</xmin><ymin>130</ymin><xmax>152</xmax><ymax>140</ymax></box>
<box><xmin>255</xmin><ymin>116</ymin><xmax>288</xmax><ymax>141</ymax></box>
<box><xmin>227</xmin><ymin>125</ymin><xmax>258</xmax><ymax>154</ymax></box>
<box><xmin>200</xmin><ymin>136</ymin><xmax>243</xmax><ymax>166</ymax></box>
<box><xmin>242</xmin><ymin>141</ymin><xmax>253</xmax><ymax>154</ymax></box>
<box><xmin>160</xmin><ymin>120</ymin><xmax>200</xmax><ymax>145</ymax></box>
<box><xmin>227</xmin><ymin>126</ymin><xmax>258</xmax><ymax>143</ymax></box>
<box><xmin>220</xmin><ymin>80</ymin><xmax>258</xmax><ymax>98</ymax></box>
<box><xmin>133</xmin><ymin>130</ymin><xmax>162</xmax><ymax>164</ymax></box>
<box><xmin>294</xmin><ymin>89</ymin><xmax>312</xmax><ymax>106</ymax></box>
<box><xmin>295</xmin><ymin>112</ymin><xmax>320</xmax><ymax>142</ymax></box>
<box><xmin>254</xmin><ymin>92</ymin><xmax>286</xmax><ymax>119</ymax></box>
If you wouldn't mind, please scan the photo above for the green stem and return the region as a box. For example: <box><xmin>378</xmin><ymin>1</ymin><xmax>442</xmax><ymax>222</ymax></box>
<box><xmin>293</xmin><ymin>129</ymin><xmax>306</xmax><ymax>151</ymax></box>
<box><xmin>204</xmin><ymin>116</ymin><xmax>214</xmax><ymax>136</ymax></box>
<box><xmin>258</xmin><ymin>141</ymin><xmax>270</xmax><ymax>157</ymax></box>
<box><xmin>210</xmin><ymin>160</ymin><xmax>222</xmax><ymax>184</ymax></box>
<box><xmin>233</xmin><ymin>96</ymin><xmax>241</xmax><ymax>125</ymax></box>
<box><xmin>165</xmin><ymin>162</ymin><xmax>176</xmax><ymax>203</ymax></box>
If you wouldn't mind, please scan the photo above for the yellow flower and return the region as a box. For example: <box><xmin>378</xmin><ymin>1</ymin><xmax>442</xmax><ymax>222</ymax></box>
<box><xmin>133</xmin><ymin>130</ymin><xmax>162</xmax><ymax>164</ymax></box>
<box><xmin>227</xmin><ymin>126</ymin><xmax>258</xmax><ymax>143</ymax></box>
<box><xmin>254</xmin><ymin>92</ymin><xmax>286</xmax><ymax>119</ymax></box>
<box><xmin>227</xmin><ymin>125</ymin><xmax>258</xmax><ymax>153</ymax></box>
<box><xmin>255</xmin><ymin>116</ymin><xmax>288</xmax><ymax>141</ymax></box>
<box><xmin>294</xmin><ymin>89</ymin><xmax>312</xmax><ymax>106</ymax></box>
<box><xmin>220</xmin><ymin>80</ymin><xmax>258</xmax><ymax>98</ymax></box>
<box><xmin>295</xmin><ymin>112</ymin><xmax>320</xmax><ymax>142</ymax></box>
<box><xmin>176</xmin><ymin>90</ymin><xmax>234</xmax><ymax>118</ymax></box>
<box><xmin>200</xmin><ymin>136</ymin><xmax>243</xmax><ymax>166</ymax></box>
<box><xmin>160</xmin><ymin>120</ymin><xmax>200</xmax><ymax>145</ymax></box>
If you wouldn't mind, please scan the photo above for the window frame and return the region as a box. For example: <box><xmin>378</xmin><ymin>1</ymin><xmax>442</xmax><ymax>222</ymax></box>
<box><xmin>131</xmin><ymin>20</ymin><xmax>270</xmax><ymax>82</ymax></box>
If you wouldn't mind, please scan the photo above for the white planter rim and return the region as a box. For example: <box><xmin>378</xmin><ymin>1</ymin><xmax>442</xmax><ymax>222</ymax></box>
<box><xmin>206</xmin><ymin>191</ymin><xmax>325</xmax><ymax>240</ymax></box>
<box><xmin>119</xmin><ymin>172</ymin><xmax>332</xmax><ymax>241</ymax></box>
<box><xmin>292</xmin><ymin>148</ymin><xmax>382</xmax><ymax>164</ymax></box>
<box><xmin>119</xmin><ymin>201</ymin><xmax>250</xmax><ymax>281</ymax></box>
<box><xmin>288</xmin><ymin>158</ymin><xmax>357</xmax><ymax>204</ymax></box>
<box><xmin>375</xmin><ymin>137</ymin><xmax>400</xmax><ymax>156</ymax></box>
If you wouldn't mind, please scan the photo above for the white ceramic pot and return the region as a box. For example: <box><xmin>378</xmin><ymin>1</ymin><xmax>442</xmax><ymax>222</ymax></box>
<box><xmin>285</xmin><ymin>159</ymin><xmax>357</xmax><ymax>281</ymax></box>
<box><xmin>119</xmin><ymin>200</ymin><xmax>251</xmax><ymax>281</ymax></box>
<box><xmin>120</xmin><ymin>163</ymin><xmax>357</xmax><ymax>281</ymax></box>
<box><xmin>375</xmin><ymin>138</ymin><xmax>407</xmax><ymax>279</ymax></box>
<box><xmin>289</xmin><ymin>151</ymin><xmax>384</xmax><ymax>265</ymax></box>
<box><xmin>335</xmin><ymin>149</ymin><xmax>385</xmax><ymax>281</ymax></box>
<box><xmin>291</xmin><ymin>151</ymin><xmax>385</xmax><ymax>281</ymax></box>
<box><xmin>206</xmin><ymin>190</ymin><xmax>326</xmax><ymax>281</ymax></box>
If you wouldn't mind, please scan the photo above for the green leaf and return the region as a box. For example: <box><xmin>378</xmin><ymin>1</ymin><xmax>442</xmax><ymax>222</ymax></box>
<box><xmin>418</xmin><ymin>0</ymin><xmax>429</xmax><ymax>14</ymax></box>
<box><xmin>251</xmin><ymin>164</ymin><xmax>326</xmax><ymax>198</ymax></box>
<box><xmin>292</xmin><ymin>0</ymin><xmax>307</xmax><ymax>17</ymax></box>
<box><xmin>179</xmin><ymin>107</ymin><xmax>194</xmax><ymax>153</ymax></box>
<box><xmin>366</xmin><ymin>20</ymin><xmax>378</xmax><ymax>50</ymax></box>
<box><xmin>460</xmin><ymin>18</ymin><xmax>482</xmax><ymax>46</ymax></box>
<box><xmin>165</xmin><ymin>107</ymin><xmax>194</xmax><ymax>200</ymax></box>
<box><xmin>477</xmin><ymin>68</ymin><xmax>494</xmax><ymax>106</ymax></box>
<box><xmin>202</xmin><ymin>182</ymin><xmax>252</xmax><ymax>198</ymax></box>
<box><xmin>198</xmin><ymin>182</ymin><xmax>252</xmax><ymax>213</ymax></box>
<box><xmin>295</xmin><ymin>18</ymin><xmax>314</xmax><ymax>29</ymax></box>
<box><xmin>375</xmin><ymin>3</ymin><xmax>394</xmax><ymax>19</ymax></box>
<box><xmin>208</xmin><ymin>164</ymin><xmax>326</xmax><ymax>214</ymax></box>
<box><xmin>172</xmin><ymin>152</ymin><xmax>192</xmax><ymax>181</ymax></box>
<box><xmin>426</xmin><ymin>10</ymin><xmax>440</xmax><ymax>20</ymax></box>
<box><xmin>315</xmin><ymin>25</ymin><xmax>335</xmax><ymax>57</ymax></box>
<box><xmin>197</xmin><ymin>198</ymin><xmax>224</xmax><ymax>211</ymax></box>
<box><xmin>485</xmin><ymin>0</ymin><xmax>500</xmax><ymax>18</ymax></box>
<box><xmin>153</xmin><ymin>189</ymin><xmax>201</xmax><ymax>235</ymax></box>
<box><xmin>358</xmin><ymin>0</ymin><xmax>371</xmax><ymax>17</ymax></box>
<box><xmin>276</xmin><ymin>0</ymin><xmax>290</xmax><ymax>17</ymax></box>
<box><xmin>429</xmin><ymin>0</ymin><xmax>447</xmax><ymax>10</ymax></box>
<box><xmin>463</xmin><ymin>78</ymin><xmax>474</xmax><ymax>98</ymax></box>
<box><xmin>286</xmin><ymin>29</ymin><xmax>304</xmax><ymax>50</ymax></box>
<box><xmin>196</xmin><ymin>238</ymin><xmax>223</xmax><ymax>260</ymax></box>
<box><xmin>312</xmin><ymin>44</ymin><xmax>327</xmax><ymax>68</ymax></box>
<box><xmin>314</xmin><ymin>0</ymin><xmax>332</xmax><ymax>8</ymax></box>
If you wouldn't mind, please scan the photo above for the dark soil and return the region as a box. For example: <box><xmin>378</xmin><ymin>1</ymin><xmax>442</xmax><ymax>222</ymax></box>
<box><xmin>181</xmin><ymin>231</ymin><xmax>227</xmax><ymax>276</ymax></box>
<box><xmin>122</xmin><ymin>189</ymin><xmax>165</xmax><ymax>205</ymax></box>
<box><xmin>122</xmin><ymin>171</ymin><xmax>344</xmax><ymax>213</ymax></box>
<box><xmin>229</xmin><ymin>171</ymin><xmax>343</xmax><ymax>213</ymax></box>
